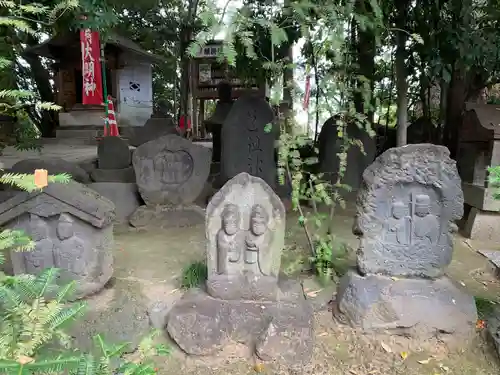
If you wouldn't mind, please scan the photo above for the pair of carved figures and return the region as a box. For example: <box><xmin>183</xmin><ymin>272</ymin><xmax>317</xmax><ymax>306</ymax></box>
<box><xmin>216</xmin><ymin>203</ymin><xmax>270</xmax><ymax>275</ymax></box>
<box><xmin>386</xmin><ymin>193</ymin><xmax>439</xmax><ymax>246</ymax></box>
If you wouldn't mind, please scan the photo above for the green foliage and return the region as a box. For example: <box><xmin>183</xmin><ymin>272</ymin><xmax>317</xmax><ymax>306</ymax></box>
<box><xmin>0</xmin><ymin>0</ymin><xmax>77</xmax><ymax>150</ymax></box>
<box><xmin>188</xmin><ymin>0</ymin><xmax>381</xmax><ymax>282</ymax></box>
<box><xmin>181</xmin><ymin>261</ymin><xmax>207</xmax><ymax>289</ymax></box>
<box><xmin>475</xmin><ymin>296</ymin><xmax>497</xmax><ymax>320</ymax></box>
<box><xmin>488</xmin><ymin>165</ymin><xmax>500</xmax><ymax>200</ymax></box>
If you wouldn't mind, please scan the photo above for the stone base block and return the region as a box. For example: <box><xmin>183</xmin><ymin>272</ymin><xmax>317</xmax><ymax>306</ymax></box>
<box><xmin>334</xmin><ymin>270</ymin><xmax>477</xmax><ymax>340</ymax></box>
<box><xmin>462</xmin><ymin>206</ymin><xmax>500</xmax><ymax>242</ymax></box>
<box><xmin>90</xmin><ymin>167</ymin><xmax>136</xmax><ymax>183</ymax></box>
<box><xmin>167</xmin><ymin>289</ymin><xmax>314</xmax><ymax>369</ymax></box>
<box><xmin>207</xmin><ymin>274</ymin><xmax>279</xmax><ymax>301</ymax></box>
<box><xmin>129</xmin><ymin>204</ymin><xmax>204</xmax><ymax>228</ymax></box>
<box><xmin>88</xmin><ymin>183</ymin><xmax>142</xmax><ymax>224</ymax></box>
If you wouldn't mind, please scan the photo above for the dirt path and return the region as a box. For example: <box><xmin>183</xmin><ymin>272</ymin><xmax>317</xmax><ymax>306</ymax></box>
<box><xmin>76</xmin><ymin>213</ymin><xmax>500</xmax><ymax>375</ymax></box>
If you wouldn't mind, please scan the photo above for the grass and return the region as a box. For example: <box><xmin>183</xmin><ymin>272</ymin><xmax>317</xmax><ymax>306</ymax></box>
<box><xmin>180</xmin><ymin>261</ymin><xmax>207</xmax><ymax>289</ymax></box>
<box><xmin>475</xmin><ymin>296</ymin><xmax>498</xmax><ymax>320</ymax></box>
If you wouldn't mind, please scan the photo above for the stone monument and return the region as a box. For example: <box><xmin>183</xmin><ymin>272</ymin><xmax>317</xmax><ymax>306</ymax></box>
<box><xmin>335</xmin><ymin>144</ymin><xmax>478</xmax><ymax>341</ymax></box>
<box><xmin>220</xmin><ymin>95</ymin><xmax>276</xmax><ymax>189</ymax></box>
<box><xmin>456</xmin><ymin>103</ymin><xmax>500</xmax><ymax>242</ymax></box>
<box><xmin>129</xmin><ymin>116</ymin><xmax>178</xmax><ymax>148</ymax></box>
<box><xmin>167</xmin><ymin>173</ymin><xmax>314</xmax><ymax>369</ymax></box>
<box><xmin>0</xmin><ymin>181</ymin><xmax>115</xmax><ymax>300</ymax></box>
<box><xmin>130</xmin><ymin>134</ymin><xmax>211</xmax><ymax>228</ymax></box>
<box><xmin>97</xmin><ymin>136</ymin><xmax>131</xmax><ymax>170</ymax></box>
<box><xmin>317</xmin><ymin>115</ymin><xmax>376</xmax><ymax>194</ymax></box>
<box><xmin>205</xmin><ymin>172</ymin><xmax>285</xmax><ymax>300</ymax></box>
<box><xmin>204</xmin><ymin>81</ymin><xmax>234</xmax><ymax>166</ymax></box>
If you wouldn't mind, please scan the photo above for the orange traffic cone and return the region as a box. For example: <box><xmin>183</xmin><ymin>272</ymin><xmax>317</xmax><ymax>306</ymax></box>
<box><xmin>107</xmin><ymin>95</ymin><xmax>120</xmax><ymax>137</ymax></box>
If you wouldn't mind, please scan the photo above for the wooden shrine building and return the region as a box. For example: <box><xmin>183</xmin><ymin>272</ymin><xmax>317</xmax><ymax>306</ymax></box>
<box><xmin>190</xmin><ymin>40</ymin><xmax>267</xmax><ymax>137</ymax></box>
<box><xmin>24</xmin><ymin>32</ymin><xmax>164</xmax><ymax>137</ymax></box>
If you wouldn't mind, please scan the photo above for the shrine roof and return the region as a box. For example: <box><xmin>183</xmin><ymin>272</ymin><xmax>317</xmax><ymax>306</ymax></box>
<box><xmin>465</xmin><ymin>102</ymin><xmax>500</xmax><ymax>138</ymax></box>
<box><xmin>23</xmin><ymin>32</ymin><xmax>164</xmax><ymax>63</ymax></box>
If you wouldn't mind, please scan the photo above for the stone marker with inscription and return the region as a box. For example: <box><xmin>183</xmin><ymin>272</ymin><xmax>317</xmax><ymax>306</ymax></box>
<box><xmin>167</xmin><ymin>173</ymin><xmax>314</xmax><ymax>369</ymax></box>
<box><xmin>0</xmin><ymin>181</ymin><xmax>115</xmax><ymax>300</ymax></box>
<box><xmin>130</xmin><ymin>134</ymin><xmax>211</xmax><ymax>228</ymax></box>
<box><xmin>220</xmin><ymin>95</ymin><xmax>276</xmax><ymax>188</ymax></box>
<box><xmin>335</xmin><ymin>144</ymin><xmax>478</xmax><ymax>341</ymax></box>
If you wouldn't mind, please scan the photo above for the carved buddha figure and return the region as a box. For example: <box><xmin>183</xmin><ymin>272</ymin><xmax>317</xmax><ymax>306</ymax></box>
<box><xmin>385</xmin><ymin>200</ymin><xmax>410</xmax><ymax>245</ymax></box>
<box><xmin>216</xmin><ymin>203</ymin><xmax>242</xmax><ymax>274</ymax></box>
<box><xmin>413</xmin><ymin>194</ymin><xmax>439</xmax><ymax>245</ymax></box>
<box><xmin>245</xmin><ymin>204</ymin><xmax>271</xmax><ymax>275</ymax></box>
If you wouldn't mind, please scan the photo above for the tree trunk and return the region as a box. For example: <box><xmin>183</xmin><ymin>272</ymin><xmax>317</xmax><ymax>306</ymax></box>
<box><xmin>179</xmin><ymin>26</ymin><xmax>191</xmax><ymax>120</ymax></box>
<box><xmin>179</xmin><ymin>0</ymin><xmax>199</xmax><ymax>120</ymax></box>
<box><xmin>282</xmin><ymin>44</ymin><xmax>294</xmax><ymax>132</ymax></box>
<box><xmin>353</xmin><ymin>0</ymin><xmax>376</xmax><ymax>124</ymax></box>
<box><xmin>395</xmin><ymin>0</ymin><xmax>409</xmax><ymax>146</ymax></box>
<box><xmin>443</xmin><ymin>65</ymin><xmax>467</xmax><ymax>159</ymax></box>
<box><xmin>24</xmin><ymin>50</ymin><xmax>57</xmax><ymax>136</ymax></box>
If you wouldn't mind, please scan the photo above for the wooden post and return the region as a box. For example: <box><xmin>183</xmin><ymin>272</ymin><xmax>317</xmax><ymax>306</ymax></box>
<box><xmin>199</xmin><ymin>99</ymin><xmax>205</xmax><ymax>138</ymax></box>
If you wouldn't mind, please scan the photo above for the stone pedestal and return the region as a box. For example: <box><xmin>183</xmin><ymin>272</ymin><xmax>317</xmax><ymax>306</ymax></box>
<box><xmin>167</xmin><ymin>289</ymin><xmax>313</xmax><ymax>369</ymax></box>
<box><xmin>129</xmin><ymin>204</ymin><xmax>204</xmax><ymax>229</ymax></box>
<box><xmin>462</xmin><ymin>205</ymin><xmax>500</xmax><ymax>242</ymax></box>
<box><xmin>335</xmin><ymin>271</ymin><xmax>477</xmax><ymax>340</ymax></box>
<box><xmin>334</xmin><ymin>144</ymin><xmax>477</xmax><ymax>341</ymax></box>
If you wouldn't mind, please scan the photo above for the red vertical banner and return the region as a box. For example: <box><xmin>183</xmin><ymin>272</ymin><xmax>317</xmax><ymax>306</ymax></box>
<box><xmin>303</xmin><ymin>74</ymin><xmax>311</xmax><ymax>110</ymax></box>
<box><xmin>80</xmin><ymin>29</ymin><xmax>103</xmax><ymax>105</ymax></box>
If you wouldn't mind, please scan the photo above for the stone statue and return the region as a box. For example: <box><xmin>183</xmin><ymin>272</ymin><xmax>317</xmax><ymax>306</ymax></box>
<box><xmin>413</xmin><ymin>194</ymin><xmax>439</xmax><ymax>245</ymax></box>
<box><xmin>244</xmin><ymin>204</ymin><xmax>271</xmax><ymax>275</ymax></box>
<box><xmin>385</xmin><ymin>200</ymin><xmax>410</xmax><ymax>245</ymax></box>
<box><xmin>205</xmin><ymin>172</ymin><xmax>285</xmax><ymax>301</ymax></box>
<box><xmin>216</xmin><ymin>203</ymin><xmax>242</xmax><ymax>274</ymax></box>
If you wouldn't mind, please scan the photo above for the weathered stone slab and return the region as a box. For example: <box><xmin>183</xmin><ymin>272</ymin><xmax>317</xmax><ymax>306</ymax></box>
<box><xmin>97</xmin><ymin>136</ymin><xmax>131</xmax><ymax>170</ymax></box>
<box><xmin>220</xmin><ymin>95</ymin><xmax>276</xmax><ymax>188</ymax></box>
<box><xmin>129</xmin><ymin>117</ymin><xmax>178</xmax><ymax>148</ymax></box>
<box><xmin>0</xmin><ymin>181</ymin><xmax>115</xmax><ymax>299</ymax></box>
<box><xmin>335</xmin><ymin>270</ymin><xmax>477</xmax><ymax>340</ymax></box>
<box><xmin>486</xmin><ymin>306</ymin><xmax>500</xmax><ymax>360</ymax></box>
<box><xmin>10</xmin><ymin>158</ymin><xmax>90</xmax><ymax>184</ymax></box>
<box><xmin>90</xmin><ymin>167</ymin><xmax>136</xmax><ymax>183</ymax></box>
<box><xmin>129</xmin><ymin>204</ymin><xmax>204</xmax><ymax>229</ymax></box>
<box><xmin>133</xmin><ymin>135</ymin><xmax>211</xmax><ymax>206</ymax></box>
<box><xmin>88</xmin><ymin>182</ymin><xmax>141</xmax><ymax>224</ymax></box>
<box><xmin>318</xmin><ymin>116</ymin><xmax>376</xmax><ymax>193</ymax></box>
<box><xmin>354</xmin><ymin>144</ymin><xmax>463</xmax><ymax>277</ymax></box>
<box><xmin>167</xmin><ymin>289</ymin><xmax>313</xmax><ymax>369</ymax></box>
<box><xmin>206</xmin><ymin>173</ymin><xmax>285</xmax><ymax>301</ymax></box>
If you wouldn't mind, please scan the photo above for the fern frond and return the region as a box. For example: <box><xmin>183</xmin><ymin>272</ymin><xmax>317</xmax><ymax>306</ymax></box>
<box><xmin>33</xmin><ymin>268</ymin><xmax>59</xmax><ymax>297</ymax></box>
<box><xmin>48</xmin><ymin>301</ymin><xmax>86</xmax><ymax>331</ymax></box>
<box><xmin>75</xmin><ymin>353</ymin><xmax>96</xmax><ymax>375</ymax></box>
<box><xmin>35</xmin><ymin>101</ymin><xmax>62</xmax><ymax>111</ymax></box>
<box><xmin>56</xmin><ymin>280</ymin><xmax>77</xmax><ymax>302</ymax></box>
<box><xmin>0</xmin><ymin>0</ymin><xmax>16</xmax><ymax>8</ymax></box>
<box><xmin>0</xmin><ymin>172</ymin><xmax>72</xmax><ymax>192</ymax></box>
<box><xmin>18</xmin><ymin>4</ymin><xmax>49</xmax><ymax>15</ymax></box>
<box><xmin>0</xmin><ymin>57</ymin><xmax>12</xmax><ymax>69</ymax></box>
<box><xmin>0</xmin><ymin>356</ymin><xmax>81</xmax><ymax>373</ymax></box>
<box><xmin>0</xmin><ymin>229</ymin><xmax>35</xmax><ymax>253</ymax></box>
<box><xmin>0</xmin><ymin>17</ymin><xmax>34</xmax><ymax>34</ymax></box>
<box><xmin>0</xmin><ymin>89</ymin><xmax>34</xmax><ymax>100</ymax></box>
<box><xmin>48</xmin><ymin>0</ymin><xmax>79</xmax><ymax>23</ymax></box>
